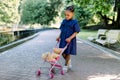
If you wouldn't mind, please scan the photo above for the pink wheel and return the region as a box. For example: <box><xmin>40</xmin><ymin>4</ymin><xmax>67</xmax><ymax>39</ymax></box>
<box><xmin>49</xmin><ymin>73</ymin><xmax>54</xmax><ymax>79</ymax></box>
<box><xmin>61</xmin><ymin>70</ymin><xmax>65</xmax><ymax>75</ymax></box>
<box><xmin>36</xmin><ymin>69</ymin><xmax>41</xmax><ymax>76</ymax></box>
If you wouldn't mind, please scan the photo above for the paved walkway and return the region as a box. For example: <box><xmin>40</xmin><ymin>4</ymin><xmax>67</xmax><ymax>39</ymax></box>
<box><xmin>0</xmin><ymin>30</ymin><xmax>120</xmax><ymax>80</ymax></box>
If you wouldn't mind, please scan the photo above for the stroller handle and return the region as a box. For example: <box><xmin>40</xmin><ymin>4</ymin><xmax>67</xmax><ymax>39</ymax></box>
<box><xmin>55</xmin><ymin>41</ymin><xmax>69</xmax><ymax>50</ymax></box>
<box><xmin>64</xmin><ymin>43</ymin><xmax>69</xmax><ymax>50</ymax></box>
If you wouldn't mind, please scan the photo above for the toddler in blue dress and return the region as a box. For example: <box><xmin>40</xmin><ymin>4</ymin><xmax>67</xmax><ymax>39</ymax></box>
<box><xmin>56</xmin><ymin>5</ymin><xmax>80</xmax><ymax>72</ymax></box>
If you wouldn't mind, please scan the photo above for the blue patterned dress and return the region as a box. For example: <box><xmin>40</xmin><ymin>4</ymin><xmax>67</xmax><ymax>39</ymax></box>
<box><xmin>59</xmin><ymin>19</ymin><xmax>80</xmax><ymax>55</ymax></box>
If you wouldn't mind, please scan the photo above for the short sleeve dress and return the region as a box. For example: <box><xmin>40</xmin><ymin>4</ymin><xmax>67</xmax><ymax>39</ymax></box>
<box><xmin>59</xmin><ymin>19</ymin><xmax>80</xmax><ymax>55</ymax></box>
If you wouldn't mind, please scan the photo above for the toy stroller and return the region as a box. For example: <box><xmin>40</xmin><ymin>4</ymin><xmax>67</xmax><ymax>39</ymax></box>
<box><xmin>36</xmin><ymin>42</ymin><xmax>69</xmax><ymax>79</ymax></box>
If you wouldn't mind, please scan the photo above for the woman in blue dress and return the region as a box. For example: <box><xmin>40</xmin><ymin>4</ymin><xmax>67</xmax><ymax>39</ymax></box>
<box><xmin>56</xmin><ymin>5</ymin><xmax>80</xmax><ymax>72</ymax></box>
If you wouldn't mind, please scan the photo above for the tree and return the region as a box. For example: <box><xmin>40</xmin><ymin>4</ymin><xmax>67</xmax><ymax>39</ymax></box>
<box><xmin>74</xmin><ymin>5</ymin><xmax>93</xmax><ymax>27</ymax></box>
<box><xmin>114</xmin><ymin>0</ymin><xmax>120</xmax><ymax>28</ymax></box>
<box><xmin>0</xmin><ymin>0</ymin><xmax>19</xmax><ymax>26</ymax></box>
<box><xmin>74</xmin><ymin>0</ymin><xmax>120</xmax><ymax>29</ymax></box>
<box><xmin>65</xmin><ymin>0</ymin><xmax>93</xmax><ymax>27</ymax></box>
<box><xmin>20</xmin><ymin>0</ymin><xmax>62</xmax><ymax>25</ymax></box>
<box><xmin>74</xmin><ymin>0</ymin><xmax>114</xmax><ymax>26</ymax></box>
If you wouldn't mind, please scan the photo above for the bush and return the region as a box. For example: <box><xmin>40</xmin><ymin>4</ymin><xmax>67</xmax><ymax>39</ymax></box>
<box><xmin>0</xmin><ymin>33</ymin><xmax>14</xmax><ymax>46</ymax></box>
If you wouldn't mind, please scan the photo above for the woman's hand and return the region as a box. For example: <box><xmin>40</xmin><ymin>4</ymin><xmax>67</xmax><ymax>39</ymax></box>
<box><xmin>56</xmin><ymin>37</ymin><xmax>60</xmax><ymax>42</ymax></box>
<box><xmin>66</xmin><ymin>38</ymin><xmax>72</xmax><ymax>43</ymax></box>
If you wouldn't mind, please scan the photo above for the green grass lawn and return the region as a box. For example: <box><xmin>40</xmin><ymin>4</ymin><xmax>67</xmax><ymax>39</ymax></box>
<box><xmin>77</xmin><ymin>29</ymin><xmax>97</xmax><ymax>40</ymax></box>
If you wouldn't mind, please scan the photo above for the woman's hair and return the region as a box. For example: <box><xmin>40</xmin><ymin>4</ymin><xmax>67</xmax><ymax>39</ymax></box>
<box><xmin>65</xmin><ymin>5</ymin><xmax>74</xmax><ymax>12</ymax></box>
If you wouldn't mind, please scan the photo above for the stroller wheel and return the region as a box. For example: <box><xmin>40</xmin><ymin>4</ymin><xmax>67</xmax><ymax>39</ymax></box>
<box><xmin>49</xmin><ymin>73</ymin><xmax>54</xmax><ymax>79</ymax></box>
<box><xmin>61</xmin><ymin>70</ymin><xmax>65</xmax><ymax>75</ymax></box>
<box><xmin>36</xmin><ymin>69</ymin><xmax>41</xmax><ymax>76</ymax></box>
<box><xmin>51</xmin><ymin>68</ymin><xmax>55</xmax><ymax>73</ymax></box>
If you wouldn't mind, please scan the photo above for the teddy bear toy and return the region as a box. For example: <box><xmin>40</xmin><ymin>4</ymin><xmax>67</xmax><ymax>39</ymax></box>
<box><xmin>42</xmin><ymin>52</ymin><xmax>59</xmax><ymax>62</ymax></box>
<box><xmin>53</xmin><ymin>48</ymin><xmax>62</xmax><ymax>54</ymax></box>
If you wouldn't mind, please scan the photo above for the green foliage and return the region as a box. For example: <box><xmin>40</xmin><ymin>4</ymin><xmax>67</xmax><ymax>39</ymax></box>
<box><xmin>0</xmin><ymin>33</ymin><xmax>14</xmax><ymax>46</ymax></box>
<box><xmin>20</xmin><ymin>0</ymin><xmax>62</xmax><ymax>25</ymax></box>
<box><xmin>65</xmin><ymin>0</ymin><xmax>120</xmax><ymax>28</ymax></box>
<box><xmin>74</xmin><ymin>0</ymin><xmax>114</xmax><ymax>22</ymax></box>
<box><xmin>74</xmin><ymin>5</ymin><xmax>93</xmax><ymax>27</ymax></box>
<box><xmin>0</xmin><ymin>0</ymin><xmax>11</xmax><ymax>24</ymax></box>
<box><xmin>65</xmin><ymin>0</ymin><xmax>93</xmax><ymax>27</ymax></box>
<box><xmin>0</xmin><ymin>0</ymin><xmax>19</xmax><ymax>25</ymax></box>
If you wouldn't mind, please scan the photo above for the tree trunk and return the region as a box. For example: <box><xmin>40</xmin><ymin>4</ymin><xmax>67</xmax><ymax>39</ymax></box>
<box><xmin>103</xmin><ymin>15</ymin><xmax>109</xmax><ymax>27</ymax></box>
<box><xmin>115</xmin><ymin>0</ymin><xmax>120</xmax><ymax>29</ymax></box>
<box><xmin>116</xmin><ymin>8</ymin><xmax>120</xmax><ymax>28</ymax></box>
<box><xmin>97</xmin><ymin>12</ymin><xmax>109</xmax><ymax>27</ymax></box>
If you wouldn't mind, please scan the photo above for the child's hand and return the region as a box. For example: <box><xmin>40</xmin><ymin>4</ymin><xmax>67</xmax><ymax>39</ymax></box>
<box><xmin>56</xmin><ymin>37</ymin><xmax>60</xmax><ymax>42</ymax></box>
<box><xmin>66</xmin><ymin>38</ymin><xmax>71</xmax><ymax>43</ymax></box>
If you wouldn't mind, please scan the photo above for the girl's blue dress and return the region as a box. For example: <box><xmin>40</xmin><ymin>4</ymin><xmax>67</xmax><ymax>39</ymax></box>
<box><xmin>59</xmin><ymin>19</ymin><xmax>80</xmax><ymax>55</ymax></box>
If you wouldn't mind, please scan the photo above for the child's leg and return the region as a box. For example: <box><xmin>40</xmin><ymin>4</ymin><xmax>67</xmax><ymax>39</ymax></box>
<box><xmin>62</xmin><ymin>53</ymin><xmax>71</xmax><ymax>66</ymax></box>
<box><xmin>62</xmin><ymin>53</ymin><xmax>67</xmax><ymax>59</ymax></box>
<box><xmin>62</xmin><ymin>54</ymin><xmax>71</xmax><ymax>72</ymax></box>
<box><xmin>65</xmin><ymin>54</ymin><xmax>71</xmax><ymax>66</ymax></box>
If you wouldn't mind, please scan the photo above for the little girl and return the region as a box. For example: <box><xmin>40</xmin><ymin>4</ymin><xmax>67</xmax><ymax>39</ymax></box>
<box><xmin>56</xmin><ymin>5</ymin><xmax>80</xmax><ymax>72</ymax></box>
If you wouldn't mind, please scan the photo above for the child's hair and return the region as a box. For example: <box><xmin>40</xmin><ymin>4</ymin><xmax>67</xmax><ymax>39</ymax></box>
<box><xmin>65</xmin><ymin>5</ymin><xmax>74</xmax><ymax>12</ymax></box>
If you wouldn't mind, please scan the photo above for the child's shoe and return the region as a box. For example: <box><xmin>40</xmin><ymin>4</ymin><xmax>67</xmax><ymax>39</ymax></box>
<box><xmin>68</xmin><ymin>59</ymin><xmax>72</xmax><ymax>69</ymax></box>
<box><xmin>63</xmin><ymin>66</ymin><xmax>68</xmax><ymax>73</ymax></box>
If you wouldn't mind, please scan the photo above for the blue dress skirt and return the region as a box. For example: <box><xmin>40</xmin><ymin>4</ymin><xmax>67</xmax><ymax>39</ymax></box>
<box><xmin>59</xmin><ymin>19</ymin><xmax>80</xmax><ymax>55</ymax></box>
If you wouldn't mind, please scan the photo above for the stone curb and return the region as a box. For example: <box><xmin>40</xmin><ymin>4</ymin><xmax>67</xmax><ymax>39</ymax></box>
<box><xmin>77</xmin><ymin>38</ymin><xmax>120</xmax><ymax>60</ymax></box>
<box><xmin>0</xmin><ymin>32</ymin><xmax>39</xmax><ymax>53</ymax></box>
